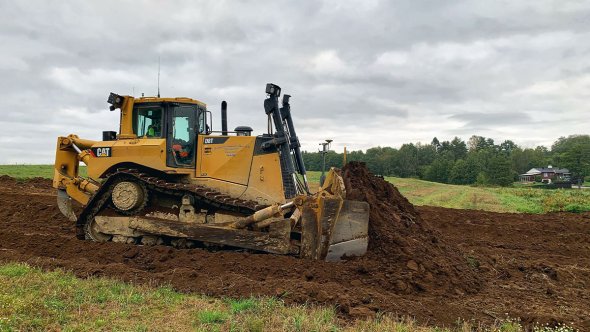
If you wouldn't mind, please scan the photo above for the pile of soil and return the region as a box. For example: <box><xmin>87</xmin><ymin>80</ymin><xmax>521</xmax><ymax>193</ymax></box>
<box><xmin>342</xmin><ymin>162</ymin><xmax>482</xmax><ymax>295</ymax></box>
<box><xmin>0</xmin><ymin>165</ymin><xmax>589</xmax><ymax>329</ymax></box>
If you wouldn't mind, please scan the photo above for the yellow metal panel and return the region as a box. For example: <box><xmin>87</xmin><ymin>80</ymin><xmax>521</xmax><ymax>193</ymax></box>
<box><xmin>135</xmin><ymin>97</ymin><xmax>206</xmax><ymax>107</ymax></box>
<box><xmin>197</xmin><ymin>135</ymin><xmax>255</xmax><ymax>185</ymax></box>
<box><xmin>65</xmin><ymin>182</ymin><xmax>90</xmax><ymax>205</ymax></box>
<box><xmin>119</xmin><ymin>96</ymin><xmax>136</xmax><ymax>138</ymax></box>
<box><xmin>240</xmin><ymin>153</ymin><xmax>286</xmax><ymax>205</ymax></box>
<box><xmin>192</xmin><ymin>135</ymin><xmax>286</xmax><ymax>206</ymax></box>
<box><xmin>53</xmin><ymin>137</ymin><xmax>79</xmax><ymax>189</ymax></box>
<box><xmin>86</xmin><ymin>138</ymin><xmax>191</xmax><ymax>180</ymax></box>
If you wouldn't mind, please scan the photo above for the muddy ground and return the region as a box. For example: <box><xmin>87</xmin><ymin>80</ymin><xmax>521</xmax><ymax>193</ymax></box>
<box><xmin>0</xmin><ymin>169</ymin><xmax>589</xmax><ymax>329</ymax></box>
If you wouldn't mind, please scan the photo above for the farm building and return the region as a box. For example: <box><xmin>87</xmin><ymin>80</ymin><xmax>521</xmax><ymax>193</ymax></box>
<box><xmin>519</xmin><ymin>166</ymin><xmax>571</xmax><ymax>183</ymax></box>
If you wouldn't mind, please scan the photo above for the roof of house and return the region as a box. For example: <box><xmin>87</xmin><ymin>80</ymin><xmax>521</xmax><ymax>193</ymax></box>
<box><xmin>522</xmin><ymin>167</ymin><xmax>570</xmax><ymax>175</ymax></box>
<box><xmin>539</xmin><ymin>167</ymin><xmax>569</xmax><ymax>173</ymax></box>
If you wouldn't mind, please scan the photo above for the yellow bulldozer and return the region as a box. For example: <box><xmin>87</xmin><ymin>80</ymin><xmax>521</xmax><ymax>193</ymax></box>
<box><xmin>53</xmin><ymin>83</ymin><xmax>369</xmax><ymax>261</ymax></box>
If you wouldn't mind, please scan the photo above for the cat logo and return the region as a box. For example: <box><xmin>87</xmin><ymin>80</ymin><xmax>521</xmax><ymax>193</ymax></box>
<box><xmin>203</xmin><ymin>137</ymin><xmax>229</xmax><ymax>145</ymax></box>
<box><xmin>91</xmin><ymin>147</ymin><xmax>112</xmax><ymax>157</ymax></box>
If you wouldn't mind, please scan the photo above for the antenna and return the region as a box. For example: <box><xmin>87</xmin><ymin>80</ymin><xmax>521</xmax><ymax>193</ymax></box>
<box><xmin>157</xmin><ymin>56</ymin><xmax>161</xmax><ymax>98</ymax></box>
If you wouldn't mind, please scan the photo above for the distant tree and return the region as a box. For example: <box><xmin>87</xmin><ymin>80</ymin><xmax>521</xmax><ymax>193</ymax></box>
<box><xmin>365</xmin><ymin>147</ymin><xmax>386</xmax><ymax>175</ymax></box>
<box><xmin>464</xmin><ymin>154</ymin><xmax>482</xmax><ymax>184</ymax></box>
<box><xmin>431</xmin><ymin>137</ymin><xmax>441</xmax><ymax>152</ymax></box>
<box><xmin>486</xmin><ymin>138</ymin><xmax>495</xmax><ymax>149</ymax></box>
<box><xmin>302</xmin><ymin>151</ymin><xmax>322</xmax><ymax>171</ymax></box>
<box><xmin>325</xmin><ymin>151</ymin><xmax>344</xmax><ymax>169</ymax></box>
<box><xmin>551</xmin><ymin>135</ymin><xmax>590</xmax><ymax>179</ymax></box>
<box><xmin>395</xmin><ymin>143</ymin><xmax>418</xmax><ymax>177</ymax></box>
<box><xmin>449</xmin><ymin>159</ymin><xmax>468</xmax><ymax>184</ymax></box>
<box><xmin>424</xmin><ymin>156</ymin><xmax>453</xmax><ymax>183</ymax></box>
<box><xmin>450</xmin><ymin>137</ymin><xmax>468</xmax><ymax>160</ymax></box>
<box><xmin>416</xmin><ymin>143</ymin><xmax>437</xmax><ymax>177</ymax></box>
<box><xmin>536</xmin><ymin>145</ymin><xmax>549</xmax><ymax>154</ymax></box>
<box><xmin>467</xmin><ymin>135</ymin><xmax>480</xmax><ymax>152</ymax></box>
<box><xmin>449</xmin><ymin>154</ymin><xmax>482</xmax><ymax>185</ymax></box>
<box><xmin>467</xmin><ymin>135</ymin><xmax>494</xmax><ymax>152</ymax></box>
<box><xmin>487</xmin><ymin>155</ymin><xmax>514</xmax><ymax>186</ymax></box>
<box><xmin>476</xmin><ymin>172</ymin><xmax>489</xmax><ymax>186</ymax></box>
<box><xmin>379</xmin><ymin>147</ymin><xmax>398</xmax><ymax>176</ymax></box>
<box><xmin>347</xmin><ymin>150</ymin><xmax>366</xmax><ymax>163</ymax></box>
<box><xmin>499</xmin><ymin>140</ymin><xmax>517</xmax><ymax>155</ymax></box>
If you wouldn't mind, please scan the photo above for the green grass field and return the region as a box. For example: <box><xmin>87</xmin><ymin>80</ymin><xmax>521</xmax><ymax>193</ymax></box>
<box><xmin>0</xmin><ymin>165</ymin><xmax>87</xmax><ymax>179</ymax></box>
<box><xmin>384</xmin><ymin>176</ymin><xmax>590</xmax><ymax>214</ymax></box>
<box><xmin>1</xmin><ymin>166</ymin><xmax>588</xmax><ymax>214</ymax></box>
<box><xmin>0</xmin><ymin>262</ymin><xmax>569</xmax><ymax>332</ymax></box>
<box><xmin>0</xmin><ymin>262</ymin><xmax>406</xmax><ymax>331</ymax></box>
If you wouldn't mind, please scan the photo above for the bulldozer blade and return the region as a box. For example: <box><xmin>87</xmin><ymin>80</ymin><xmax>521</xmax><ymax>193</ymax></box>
<box><xmin>325</xmin><ymin>200</ymin><xmax>370</xmax><ymax>262</ymax></box>
<box><xmin>57</xmin><ymin>189</ymin><xmax>77</xmax><ymax>222</ymax></box>
<box><xmin>300</xmin><ymin>196</ymin><xmax>341</xmax><ymax>260</ymax></box>
<box><xmin>300</xmin><ymin>198</ymin><xmax>370</xmax><ymax>261</ymax></box>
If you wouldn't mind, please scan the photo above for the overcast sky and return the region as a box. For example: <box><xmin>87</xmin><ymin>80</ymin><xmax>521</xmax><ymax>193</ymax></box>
<box><xmin>1</xmin><ymin>1</ymin><xmax>589</xmax><ymax>163</ymax></box>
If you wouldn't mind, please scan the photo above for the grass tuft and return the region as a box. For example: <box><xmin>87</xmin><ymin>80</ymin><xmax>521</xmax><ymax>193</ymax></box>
<box><xmin>196</xmin><ymin>309</ymin><xmax>228</xmax><ymax>324</ymax></box>
<box><xmin>228</xmin><ymin>297</ymin><xmax>259</xmax><ymax>313</ymax></box>
<box><xmin>0</xmin><ymin>263</ymin><xmax>31</xmax><ymax>277</ymax></box>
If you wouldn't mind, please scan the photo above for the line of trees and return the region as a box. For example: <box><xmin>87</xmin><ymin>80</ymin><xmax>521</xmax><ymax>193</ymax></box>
<box><xmin>302</xmin><ymin>135</ymin><xmax>590</xmax><ymax>186</ymax></box>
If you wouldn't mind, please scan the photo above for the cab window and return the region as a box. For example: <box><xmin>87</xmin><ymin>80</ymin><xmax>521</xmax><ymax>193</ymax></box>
<box><xmin>133</xmin><ymin>105</ymin><xmax>163</xmax><ymax>138</ymax></box>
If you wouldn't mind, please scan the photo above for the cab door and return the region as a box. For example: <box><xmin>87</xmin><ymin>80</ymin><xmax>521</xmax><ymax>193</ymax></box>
<box><xmin>166</xmin><ymin>104</ymin><xmax>197</xmax><ymax>168</ymax></box>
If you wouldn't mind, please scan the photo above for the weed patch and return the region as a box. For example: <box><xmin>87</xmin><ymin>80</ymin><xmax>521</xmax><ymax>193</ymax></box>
<box><xmin>227</xmin><ymin>297</ymin><xmax>259</xmax><ymax>313</ymax></box>
<box><xmin>196</xmin><ymin>310</ymin><xmax>228</xmax><ymax>324</ymax></box>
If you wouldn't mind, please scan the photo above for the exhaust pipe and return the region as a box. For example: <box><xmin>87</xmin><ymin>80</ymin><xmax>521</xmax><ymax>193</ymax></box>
<box><xmin>221</xmin><ymin>101</ymin><xmax>228</xmax><ymax>135</ymax></box>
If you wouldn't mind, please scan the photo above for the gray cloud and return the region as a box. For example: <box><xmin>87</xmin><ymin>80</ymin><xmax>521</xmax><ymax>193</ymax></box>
<box><xmin>1</xmin><ymin>0</ymin><xmax>589</xmax><ymax>163</ymax></box>
<box><xmin>450</xmin><ymin>112</ymin><xmax>534</xmax><ymax>127</ymax></box>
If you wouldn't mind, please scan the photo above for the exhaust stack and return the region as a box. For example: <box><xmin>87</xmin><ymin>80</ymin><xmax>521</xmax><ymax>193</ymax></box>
<box><xmin>221</xmin><ymin>101</ymin><xmax>228</xmax><ymax>135</ymax></box>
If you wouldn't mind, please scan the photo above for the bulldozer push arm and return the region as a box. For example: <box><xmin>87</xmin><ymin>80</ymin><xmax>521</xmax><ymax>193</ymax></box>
<box><xmin>52</xmin><ymin>84</ymin><xmax>369</xmax><ymax>261</ymax></box>
<box><xmin>54</xmin><ymin>134</ymin><xmax>101</xmax><ymax>221</ymax></box>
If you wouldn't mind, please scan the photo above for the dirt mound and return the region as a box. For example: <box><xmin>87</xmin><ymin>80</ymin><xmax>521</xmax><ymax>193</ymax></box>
<box><xmin>343</xmin><ymin>162</ymin><xmax>482</xmax><ymax>295</ymax></box>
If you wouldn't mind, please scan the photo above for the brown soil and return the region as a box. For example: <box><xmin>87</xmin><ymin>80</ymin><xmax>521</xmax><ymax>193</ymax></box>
<box><xmin>0</xmin><ymin>164</ymin><xmax>589</xmax><ymax>329</ymax></box>
<box><xmin>342</xmin><ymin>162</ymin><xmax>482</xmax><ymax>297</ymax></box>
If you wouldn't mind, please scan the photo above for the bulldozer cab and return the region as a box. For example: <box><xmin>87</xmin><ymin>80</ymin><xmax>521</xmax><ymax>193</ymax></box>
<box><xmin>131</xmin><ymin>101</ymin><xmax>208</xmax><ymax>169</ymax></box>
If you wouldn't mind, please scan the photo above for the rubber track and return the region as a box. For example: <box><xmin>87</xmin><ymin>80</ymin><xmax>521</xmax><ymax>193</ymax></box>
<box><xmin>76</xmin><ymin>169</ymin><xmax>267</xmax><ymax>239</ymax></box>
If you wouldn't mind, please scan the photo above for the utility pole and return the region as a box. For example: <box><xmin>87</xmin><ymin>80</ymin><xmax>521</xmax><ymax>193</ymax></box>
<box><xmin>319</xmin><ymin>139</ymin><xmax>332</xmax><ymax>186</ymax></box>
